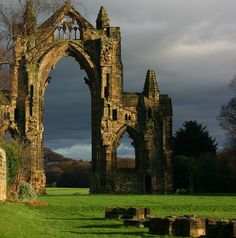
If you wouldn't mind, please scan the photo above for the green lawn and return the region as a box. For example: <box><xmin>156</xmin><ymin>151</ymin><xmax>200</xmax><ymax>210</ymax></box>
<box><xmin>0</xmin><ymin>188</ymin><xmax>235</xmax><ymax>238</ymax></box>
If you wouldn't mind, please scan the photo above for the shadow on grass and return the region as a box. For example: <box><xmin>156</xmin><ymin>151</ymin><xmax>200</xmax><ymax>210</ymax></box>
<box><xmin>42</xmin><ymin>194</ymin><xmax>90</xmax><ymax>197</ymax></box>
<box><xmin>45</xmin><ymin>217</ymin><xmax>105</xmax><ymax>221</ymax></box>
<box><xmin>76</xmin><ymin>224</ymin><xmax>122</xmax><ymax>229</ymax></box>
<box><xmin>63</xmin><ymin>231</ymin><xmax>148</xmax><ymax>237</ymax></box>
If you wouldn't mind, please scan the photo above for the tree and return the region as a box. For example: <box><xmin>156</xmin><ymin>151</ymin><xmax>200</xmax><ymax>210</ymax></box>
<box><xmin>218</xmin><ymin>76</ymin><xmax>236</xmax><ymax>148</ymax></box>
<box><xmin>173</xmin><ymin>121</ymin><xmax>217</xmax><ymax>193</ymax></box>
<box><xmin>173</xmin><ymin>120</ymin><xmax>217</xmax><ymax>158</ymax></box>
<box><xmin>218</xmin><ymin>148</ymin><xmax>236</xmax><ymax>192</ymax></box>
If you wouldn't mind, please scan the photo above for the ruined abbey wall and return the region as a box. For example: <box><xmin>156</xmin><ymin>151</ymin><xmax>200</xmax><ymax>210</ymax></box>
<box><xmin>0</xmin><ymin>2</ymin><xmax>173</xmax><ymax>194</ymax></box>
<box><xmin>0</xmin><ymin>148</ymin><xmax>6</xmax><ymax>201</ymax></box>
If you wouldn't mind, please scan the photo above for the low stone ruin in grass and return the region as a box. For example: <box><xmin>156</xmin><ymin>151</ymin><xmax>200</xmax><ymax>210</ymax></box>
<box><xmin>205</xmin><ymin>218</ymin><xmax>236</xmax><ymax>238</ymax></box>
<box><xmin>105</xmin><ymin>207</ymin><xmax>152</xmax><ymax>227</ymax></box>
<box><xmin>149</xmin><ymin>215</ymin><xmax>205</xmax><ymax>237</ymax></box>
<box><xmin>105</xmin><ymin>207</ymin><xmax>236</xmax><ymax>238</ymax></box>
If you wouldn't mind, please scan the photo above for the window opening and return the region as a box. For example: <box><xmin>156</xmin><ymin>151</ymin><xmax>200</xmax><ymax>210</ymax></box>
<box><xmin>117</xmin><ymin>131</ymin><xmax>135</xmax><ymax>169</ymax></box>
<box><xmin>29</xmin><ymin>85</ymin><xmax>34</xmax><ymax>117</ymax></box>
<box><xmin>148</xmin><ymin>108</ymin><xmax>152</xmax><ymax>119</ymax></box>
<box><xmin>145</xmin><ymin>175</ymin><xmax>152</xmax><ymax>193</ymax></box>
<box><xmin>14</xmin><ymin>109</ymin><xmax>19</xmax><ymax>121</ymax></box>
<box><xmin>4</xmin><ymin>112</ymin><xmax>10</xmax><ymax>120</ymax></box>
<box><xmin>112</xmin><ymin>109</ymin><xmax>117</xmax><ymax>120</ymax></box>
<box><xmin>55</xmin><ymin>16</ymin><xmax>80</xmax><ymax>40</ymax></box>
<box><xmin>104</xmin><ymin>86</ymin><xmax>108</xmax><ymax>100</ymax></box>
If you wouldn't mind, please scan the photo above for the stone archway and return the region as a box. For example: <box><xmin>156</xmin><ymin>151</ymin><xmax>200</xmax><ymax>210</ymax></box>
<box><xmin>110</xmin><ymin>125</ymin><xmax>145</xmax><ymax>193</ymax></box>
<box><xmin>0</xmin><ymin>2</ymin><xmax>173</xmax><ymax>194</ymax></box>
<box><xmin>33</xmin><ymin>42</ymin><xmax>100</xmax><ymax>192</ymax></box>
<box><xmin>112</xmin><ymin>125</ymin><xmax>142</xmax><ymax>170</ymax></box>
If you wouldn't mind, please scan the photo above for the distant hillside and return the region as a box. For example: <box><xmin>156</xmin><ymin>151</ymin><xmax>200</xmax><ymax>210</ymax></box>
<box><xmin>44</xmin><ymin>148</ymin><xmax>136</xmax><ymax>188</ymax></box>
<box><xmin>44</xmin><ymin>148</ymin><xmax>71</xmax><ymax>164</ymax></box>
<box><xmin>44</xmin><ymin>148</ymin><xmax>91</xmax><ymax>188</ymax></box>
<box><xmin>117</xmin><ymin>157</ymin><xmax>135</xmax><ymax>169</ymax></box>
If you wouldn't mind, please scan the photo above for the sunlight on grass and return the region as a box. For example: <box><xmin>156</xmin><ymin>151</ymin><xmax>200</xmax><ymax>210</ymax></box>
<box><xmin>0</xmin><ymin>188</ymin><xmax>235</xmax><ymax>238</ymax></box>
<box><xmin>46</xmin><ymin>187</ymin><xmax>89</xmax><ymax>196</ymax></box>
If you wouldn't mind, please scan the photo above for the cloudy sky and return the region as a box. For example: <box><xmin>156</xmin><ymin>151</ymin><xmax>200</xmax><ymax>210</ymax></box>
<box><xmin>16</xmin><ymin>0</ymin><xmax>236</xmax><ymax>159</ymax></box>
<box><xmin>45</xmin><ymin>0</ymin><xmax>236</xmax><ymax>160</ymax></box>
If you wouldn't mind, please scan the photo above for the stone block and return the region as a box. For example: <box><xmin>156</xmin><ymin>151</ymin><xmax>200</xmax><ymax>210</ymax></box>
<box><xmin>122</xmin><ymin>207</ymin><xmax>148</xmax><ymax>220</ymax></box>
<box><xmin>105</xmin><ymin>207</ymin><xmax>127</xmax><ymax>219</ymax></box>
<box><xmin>218</xmin><ymin>222</ymin><xmax>235</xmax><ymax>238</ymax></box>
<box><xmin>206</xmin><ymin>224</ymin><xmax>219</xmax><ymax>238</ymax></box>
<box><xmin>145</xmin><ymin>208</ymin><xmax>151</xmax><ymax>218</ymax></box>
<box><xmin>105</xmin><ymin>207</ymin><xmax>151</xmax><ymax>220</ymax></box>
<box><xmin>172</xmin><ymin>216</ymin><xmax>205</xmax><ymax>237</ymax></box>
<box><xmin>123</xmin><ymin>219</ymin><xmax>146</xmax><ymax>228</ymax></box>
<box><xmin>231</xmin><ymin>219</ymin><xmax>236</xmax><ymax>237</ymax></box>
<box><xmin>149</xmin><ymin>216</ymin><xmax>175</xmax><ymax>235</ymax></box>
<box><xmin>206</xmin><ymin>220</ymin><xmax>236</xmax><ymax>238</ymax></box>
<box><xmin>206</xmin><ymin>218</ymin><xmax>221</xmax><ymax>225</ymax></box>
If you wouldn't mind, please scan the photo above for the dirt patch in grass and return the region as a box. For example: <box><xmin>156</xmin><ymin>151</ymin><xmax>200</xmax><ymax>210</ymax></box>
<box><xmin>23</xmin><ymin>201</ymin><xmax>48</xmax><ymax>206</ymax></box>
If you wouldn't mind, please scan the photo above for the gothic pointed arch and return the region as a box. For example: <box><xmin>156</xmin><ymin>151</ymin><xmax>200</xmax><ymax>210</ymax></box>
<box><xmin>112</xmin><ymin>124</ymin><xmax>143</xmax><ymax>172</ymax></box>
<box><xmin>113</xmin><ymin>125</ymin><xmax>139</xmax><ymax>148</ymax></box>
<box><xmin>0</xmin><ymin>3</ymin><xmax>173</xmax><ymax>194</ymax></box>
<box><xmin>37</xmin><ymin>42</ymin><xmax>98</xmax><ymax>96</ymax></box>
<box><xmin>3</xmin><ymin>125</ymin><xmax>20</xmax><ymax>140</ymax></box>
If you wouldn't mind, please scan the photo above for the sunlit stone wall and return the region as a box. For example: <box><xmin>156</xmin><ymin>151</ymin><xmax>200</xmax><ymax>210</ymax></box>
<box><xmin>0</xmin><ymin>148</ymin><xmax>6</xmax><ymax>201</ymax></box>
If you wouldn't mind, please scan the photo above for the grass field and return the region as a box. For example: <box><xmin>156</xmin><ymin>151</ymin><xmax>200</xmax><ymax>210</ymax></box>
<box><xmin>0</xmin><ymin>188</ymin><xmax>235</xmax><ymax>238</ymax></box>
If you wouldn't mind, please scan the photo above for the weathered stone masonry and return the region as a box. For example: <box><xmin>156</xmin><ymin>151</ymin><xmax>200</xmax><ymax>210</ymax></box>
<box><xmin>0</xmin><ymin>148</ymin><xmax>6</xmax><ymax>201</ymax></box>
<box><xmin>0</xmin><ymin>2</ymin><xmax>173</xmax><ymax>193</ymax></box>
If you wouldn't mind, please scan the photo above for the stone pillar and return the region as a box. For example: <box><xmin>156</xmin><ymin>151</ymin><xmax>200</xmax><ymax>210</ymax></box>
<box><xmin>163</xmin><ymin>117</ymin><xmax>173</xmax><ymax>193</ymax></box>
<box><xmin>0</xmin><ymin>148</ymin><xmax>7</xmax><ymax>201</ymax></box>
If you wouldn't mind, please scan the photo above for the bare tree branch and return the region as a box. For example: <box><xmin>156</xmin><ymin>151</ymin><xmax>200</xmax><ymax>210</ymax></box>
<box><xmin>218</xmin><ymin>78</ymin><xmax>236</xmax><ymax>148</ymax></box>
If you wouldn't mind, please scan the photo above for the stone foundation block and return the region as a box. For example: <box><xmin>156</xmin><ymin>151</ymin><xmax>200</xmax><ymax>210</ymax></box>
<box><xmin>122</xmin><ymin>207</ymin><xmax>148</xmax><ymax>220</ymax></box>
<box><xmin>123</xmin><ymin>219</ymin><xmax>146</xmax><ymax>228</ymax></box>
<box><xmin>149</xmin><ymin>216</ymin><xmax>175</xmax><ymax>235</ymax></box>
<box><xmin>206</xmin><ymin>220</ymin><xmax>236</xmax><ymax>238</ymax></box>
<box><xmin>172</xmin><ymin>216</ymin><xmax>206</xmax><ymax>237</ymax></box>
<box><xmin>105</xmin><ymin>207</ymin><xmax>127</xmax><ymax>219</ymax></box>
<box><xmin>231</xmin><ymin>219</ymin><xmax>236</xmax><ymax>237</ymax></box>
<box><xmin>105</xmin><ymin>207</ymin><xmax>151</xmax><ymax>220</ymax></box>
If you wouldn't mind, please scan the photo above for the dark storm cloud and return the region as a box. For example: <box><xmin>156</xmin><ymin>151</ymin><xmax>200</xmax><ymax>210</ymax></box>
<box><xmin>44</xmin><ymin>57</ymin><xmax>92</xmax><ymax>158</ymax></box>
<box><xmin>42</xmin><ymin>0</ymin><xmax>236</xmax><ymax>159</ymax></box>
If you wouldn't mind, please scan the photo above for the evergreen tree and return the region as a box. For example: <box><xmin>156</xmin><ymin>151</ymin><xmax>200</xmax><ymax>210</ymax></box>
<box><xmin>173</xmin><ymin>120</ymin><xmax>217</xmax><ymax>193</ymax></box>
<box><xmin>173</xmin><ymin>120</ymin><xmax>217</xmax><ymax>157</ymax></box>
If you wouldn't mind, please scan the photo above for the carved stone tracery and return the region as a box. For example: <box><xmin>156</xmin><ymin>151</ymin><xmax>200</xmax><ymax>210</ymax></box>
<box><xmin>55</xmin><ymin>16</ymin><xmax>80</xmax><ymax>40</ymax></box>
<box><xmin>101</xmin><ymin>39</ymin><xmax>112</xmax><ymax>64</ymax></box>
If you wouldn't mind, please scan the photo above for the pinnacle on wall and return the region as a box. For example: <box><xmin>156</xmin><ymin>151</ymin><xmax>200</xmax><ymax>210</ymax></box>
<box><xmin>143</xmin><ymin>69</ymin><xmax>160</xmax><ymax>100</ymax></box>
<box><xmin>23</xmin><ymin>0</ymin><xmax>36</xmax><ymax>25</ymax></box>
<box><xmin>96</xmin><ymin>6</ymin><xmax>110</xmax><ymax>29</ymax></box>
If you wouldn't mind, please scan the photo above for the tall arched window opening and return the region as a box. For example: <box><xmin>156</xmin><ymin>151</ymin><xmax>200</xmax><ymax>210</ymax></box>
<box><xmin>44</xmin><ymin>57</ymin><xmax>91</xmax><ymax>162</ymax></box>
<box><xmin>116</xmin><ymin>131</ymin><xmax>135</xmax><ymax>169</ymax></box>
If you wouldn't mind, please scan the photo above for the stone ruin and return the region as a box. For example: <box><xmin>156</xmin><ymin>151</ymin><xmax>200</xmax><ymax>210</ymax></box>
<box><xmin>0</xmin><ymin>2</ymin><xmax>173</xmax><ymax>194</ymax></box>
<box><xmin>105</xmin><ymin>208</ymin><xmax>236</xmax><ymax>238</ymax></box>
<box><xmin>0</xmin><ymin>148</ymin><xmax>6</xmax><ymax>201</ymax></box>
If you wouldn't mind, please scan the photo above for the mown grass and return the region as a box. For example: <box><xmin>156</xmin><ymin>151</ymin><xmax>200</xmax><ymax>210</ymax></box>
<box><xmin>0</xmin><ymin>188</ymin><xmax>235</xmax><ymax>238</ymax></box>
